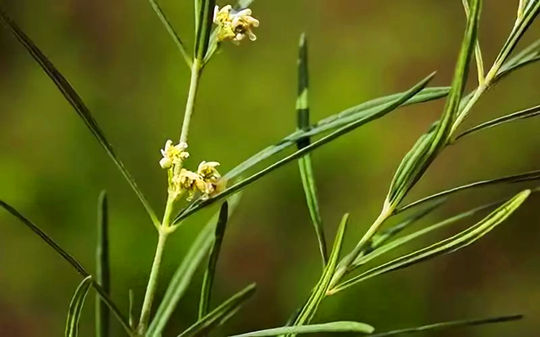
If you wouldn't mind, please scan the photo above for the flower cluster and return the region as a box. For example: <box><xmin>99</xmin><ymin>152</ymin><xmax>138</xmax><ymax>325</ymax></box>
<box><xmin>214</xmin><ymin>5</ymin><xmax>259</xmax><ymax>43</ymax></box>
<box><xmin>160</xmin><ymin>140</ymin><xmax>225</xmax><ymax>201</ymax></box>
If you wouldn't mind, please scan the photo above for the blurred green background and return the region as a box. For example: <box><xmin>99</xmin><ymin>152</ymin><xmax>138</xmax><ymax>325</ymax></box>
<box><xmin>1</xmin><ymin>0</ymin><xmax>539</xmax><ymax>336</ymax></box>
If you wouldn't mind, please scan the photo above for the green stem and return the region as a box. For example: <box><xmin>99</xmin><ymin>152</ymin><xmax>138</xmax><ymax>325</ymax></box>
<box><xmin>137</xmin><ymin>195</ymin><xmax>176</xmax><ymax>334</ymax></box>
<box><xmin>180</xmin><ymin>58</ymin><xmax>203</xmax><ymax>144</ymax></box>
<box><xmin>328</xmin><ymin>203</ymin><xmax>393</xmax><ymax>290</ymax></box>
<box><xmin>137</xmin><ymin>231</ymin><xmax>168</xmax><ymax>334</ymax></box>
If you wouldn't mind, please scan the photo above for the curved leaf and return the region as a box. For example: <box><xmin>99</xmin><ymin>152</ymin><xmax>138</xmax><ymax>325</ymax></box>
<box><xmin>354</xmin><ymin>199</ymin><xmax>503</xmax><ymax>268</ymax></box>
<box><xmin>330</xmin><ymin>190</ymin><xmax>530</xmax><ymax>294</ymax></box>
<box><xmin>231</xmin><ymin>321</ymin><xmax>374</xmax><ymax>337</ymax></box>
<box><xmin>369</xmin><ymin>314</ymin><xmax>522</xmax><ymax>337</ymax></box>
<box><xmin>65</xmin><ymin>276</ymin><xmax>93</xmax><ymax>337</ymax></box>
<box><xmin>455</xmin><ymin>105</ymin><xmax>540</xmax><ymax>141</ymax></box>
<box><xmin>396</xmin><ymin>169</ymin><xmax>540</xmax><ymax>213</ymax></box>
<box><xmin>496</xmin><ymin>39</ymin><xmax>540</xmax><ymax>80</ymax></box>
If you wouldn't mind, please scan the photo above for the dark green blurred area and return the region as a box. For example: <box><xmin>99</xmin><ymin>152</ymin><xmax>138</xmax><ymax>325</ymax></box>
<box><xmin>0</xmin><ymin>0</ymin><xmax>539</xmax><ymax>336</ymax></box>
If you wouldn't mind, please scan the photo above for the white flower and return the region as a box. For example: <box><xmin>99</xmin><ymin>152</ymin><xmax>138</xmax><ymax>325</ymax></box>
<box><xmin>159</xmin><ymin>140</ymin><xmax>189</xmax><ymax>169</ymax></box>
<box><xmin>214</xmin><ymin>5</ymin><xmax>259</xmax><ymax>43</ymax></box>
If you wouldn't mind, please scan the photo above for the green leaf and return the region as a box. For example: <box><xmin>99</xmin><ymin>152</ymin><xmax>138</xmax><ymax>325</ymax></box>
<box><xmin>330</xmin><ymin>190</ymin><xmax>530</xmax><ymax>294</ymax></box>
<box><xmin>148</xmin><ymin>195</ymin><xmax>242</xmax><ymax>336</ymax></box>
<box><xmin>96</xmin><ymin>192</ymin><xmax>110</xmax><ymax>337</ymax></box>
<box><xmin>288</xmin><ymin>214</ymin><xmax>349</xmax><ymax>330</ymax></box>
<box><xmin>354</xmin><ymin>199</ymin><xmax>504</xmax><ymax>269</ymax></box>
<box><xmin>455</xmin><ymin>105</ymin><xmax>540</xmax><ymax>141</ymax></box>
<box><xmin>199</xmin><ymin>202</ymin><xmax>230</xmax><ymax>318</ymax></box>
<box><xmin>493</xmin><ymin>1</ymin><xmax>540</xmax><ymax>70</ymax></box>
<box><xmin>1</xmin><ymin>200</ymin><xmax>88</xmax><ymax>276</ymax></box>
<box><xmin>231</xmin><ymin>321</ymin><xmax>375</xmax><ymax>337</ymax></box>
<box><xmin>0</xmin><ymin>200</ymin><xmax>133</xmax><ymax>335</ymax></box>
<box><xmin>147</xmin><ymin>0</ymin><xmax>191</xmax><ymax>66</ymax></box>
<box><xmin>386</xmin><ymin>0</ymin><xmax>481</xmax><ymax>208</ymax></box>
<box><xmin>0</xmin><ymin>9</ymin><xmax>159</xmax><ymax>227</ymax></box>
<box><xmin>496</xmin><ymin>39</ymin><xmax>540</xmax><ymax>80</ymax></box>
<box><xmin>174</xmin><ymin>74</ymin><xmax>436</xmax><ymax>224</ymax></box>
<box><xmin>461</xmin><ymin>0</ymin><xmax>485</xmax><ymax>83</ymax></box>
<box><xmin>296</xmin><ymin>33</ymin><xmax>328</xmax><ymax>266</ymax></box>
<box><xmin>65</xmin><ymin>276</ymin><xmax>93</xmax><ymax>337</ymax></box>
<box><xmin>368</xmin><ymin>314</ymin><xmax>522</xmax><ymax>337</ymax></box>
<box><xmin>178</xmin><ymin>283</ymin><xmax>257</xmax><ymax>337</ymax></box>
<box><xmin>396</xmin><ymin>169</ymin><xmax>540</xmax><ymax>213</ymax></box>
<box><xmin>225</xmin><ymin>86</ymin><xmax>448</xmax><ymax>181</ymax></box>
<box><xmin>195</xmin><ymin>0</ymin><xmax>216</xmax><ymax>60</ymax></box>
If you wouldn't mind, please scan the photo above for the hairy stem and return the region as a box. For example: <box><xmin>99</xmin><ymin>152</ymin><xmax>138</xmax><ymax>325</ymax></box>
<box><xmin>180</xmin><ymin>58</ymin><xmax>203</xmax><ymax>144</ymax></box>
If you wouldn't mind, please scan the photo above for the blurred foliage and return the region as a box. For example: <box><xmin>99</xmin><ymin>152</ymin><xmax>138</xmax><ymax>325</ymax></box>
<box><xmin>0</xmin><ymin>0</ymin><xmax>538</xmax><ymax>336</ymax></box>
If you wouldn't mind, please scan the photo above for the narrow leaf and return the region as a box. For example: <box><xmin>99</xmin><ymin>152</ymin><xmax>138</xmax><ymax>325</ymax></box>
<box><xmin>231</xmin><ymin>321</ymin><xmax>375</xmax><ymax>337</ymax></box>
<box><xmin>147</xmin><ymin>0</ymin><xmax>192</xmax><ymax>66</ymax></box>
<box><xmin>387</xmin><ymin>0</ymin><xmax>481</xmax><ymax>207</ymax></box>
<box><xmin>0</xmin><ymin>200</ymin><xmax>133</xmax><ymax>334</ymax></box>
<box><xmin>195</xmin><ymin>0</ymin><xmax>216</xmax><ymax>60</ymax></box>
<box><xmin>148</xmin><ymin>195</ymin><xmax>242</xmax><ymax>336</ymax></box>
<box><xmin>397</xmin><ymin>169</ymin><xmax>540</xmax><ymax>213</ymax></box>
<box><xmin>178</xmin><ymin>283</ymin><xmax>257</xmax><ymax>337</ymax></box>
<box><xmin>461</xmin><ymin>0</ymin><xmax>485</xmax><ymax>83</ymax></box>
<box><xmin>369</xmin><ymin>314</ymin><xmax>522</xmax><ymax>337</ymax></box>
<box><xmin>354</xmin><ymin>199</ymin><xmax>503</xmax><ymax>268</ymax></box>
<box><xmin>296</xmin><ymin>33</ymin><xmax>328</xmax><ymax>266</ymax></box>
<box><xmin>96</xmin><ymin>191</ymin><xmax>110</xmax><ymax>337</ymax></box>
<box><xmin>496</xmin><ymin>39</ymin><xmax>540</xmax><ymax>80</ymax></box>
<box><xmin>65</xmin><ymin>276</ymin><xmax>93</xmax><ymax>337</ymax></box>
<box><xmin>199</xmin><ymin>202</ymin><xmax>229</xmax><ymax>318</ymax></box>
<box><xmin>174</xmin><ymin>74</ymin><xmax>436</xmax><ymax>224</ymax></box>
<box><xmin>493</xmin><ymin>1</ymin><xmax>540</xmax><ymax>70</ymax></box>
<box><xmin>1</xmin><ymin>200</ymin><xmax>88</xmax><ymax>276</ymax></box>
<box><xmin>331</xmin><ymin>190</ymin><xmax>530</xmax><ymax>294</ymax></box>
<box><xmin>455</xmin><ymin>105</ymin><xmax>540</xmax><ymax>141</ymax></box>
<box><xmin>288</xmin><ymin>214</ymin><xmax>349</xmax><ymax>329</ymax></box>
<box><xmin>225</xmin><ymin>86</ymin><xmax>449</xmax><ymax>181</ymax></box>
<box><xmin>0</xmin><ymin>9</ymin><xmax>159</xmax><ymax>227</ymax></box>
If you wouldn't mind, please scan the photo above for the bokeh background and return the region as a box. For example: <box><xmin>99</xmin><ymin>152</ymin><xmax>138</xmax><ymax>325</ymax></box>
<box><xmin>0</xmin><ymin>0</ymin><xmax>539</xmax><ymax>336</ymax></box>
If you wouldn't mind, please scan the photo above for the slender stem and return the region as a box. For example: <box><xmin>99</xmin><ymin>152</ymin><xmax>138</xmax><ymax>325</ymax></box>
<box><xmin>137</xmin><ymin>194</ymin><xmax>176</xmax><ymax>334</ymax></box>
<box><xmin>137</xmin><ymin>231</ymin><xmax>168</xmax><ymax>334</ymax></box>
<box><xmin>328</xmin><ymin>203</ymin><xmax>393</xmax><ymax>290</ymax></box>
<box><xmin>450</xmin><ymin>62</ymin><xmax>499</xmax><ymax>135</ymax></box>
<box><xmin>180</xmin><ymin>58</ymin><xmax>203</xmax><ymax>144</ymax></box>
